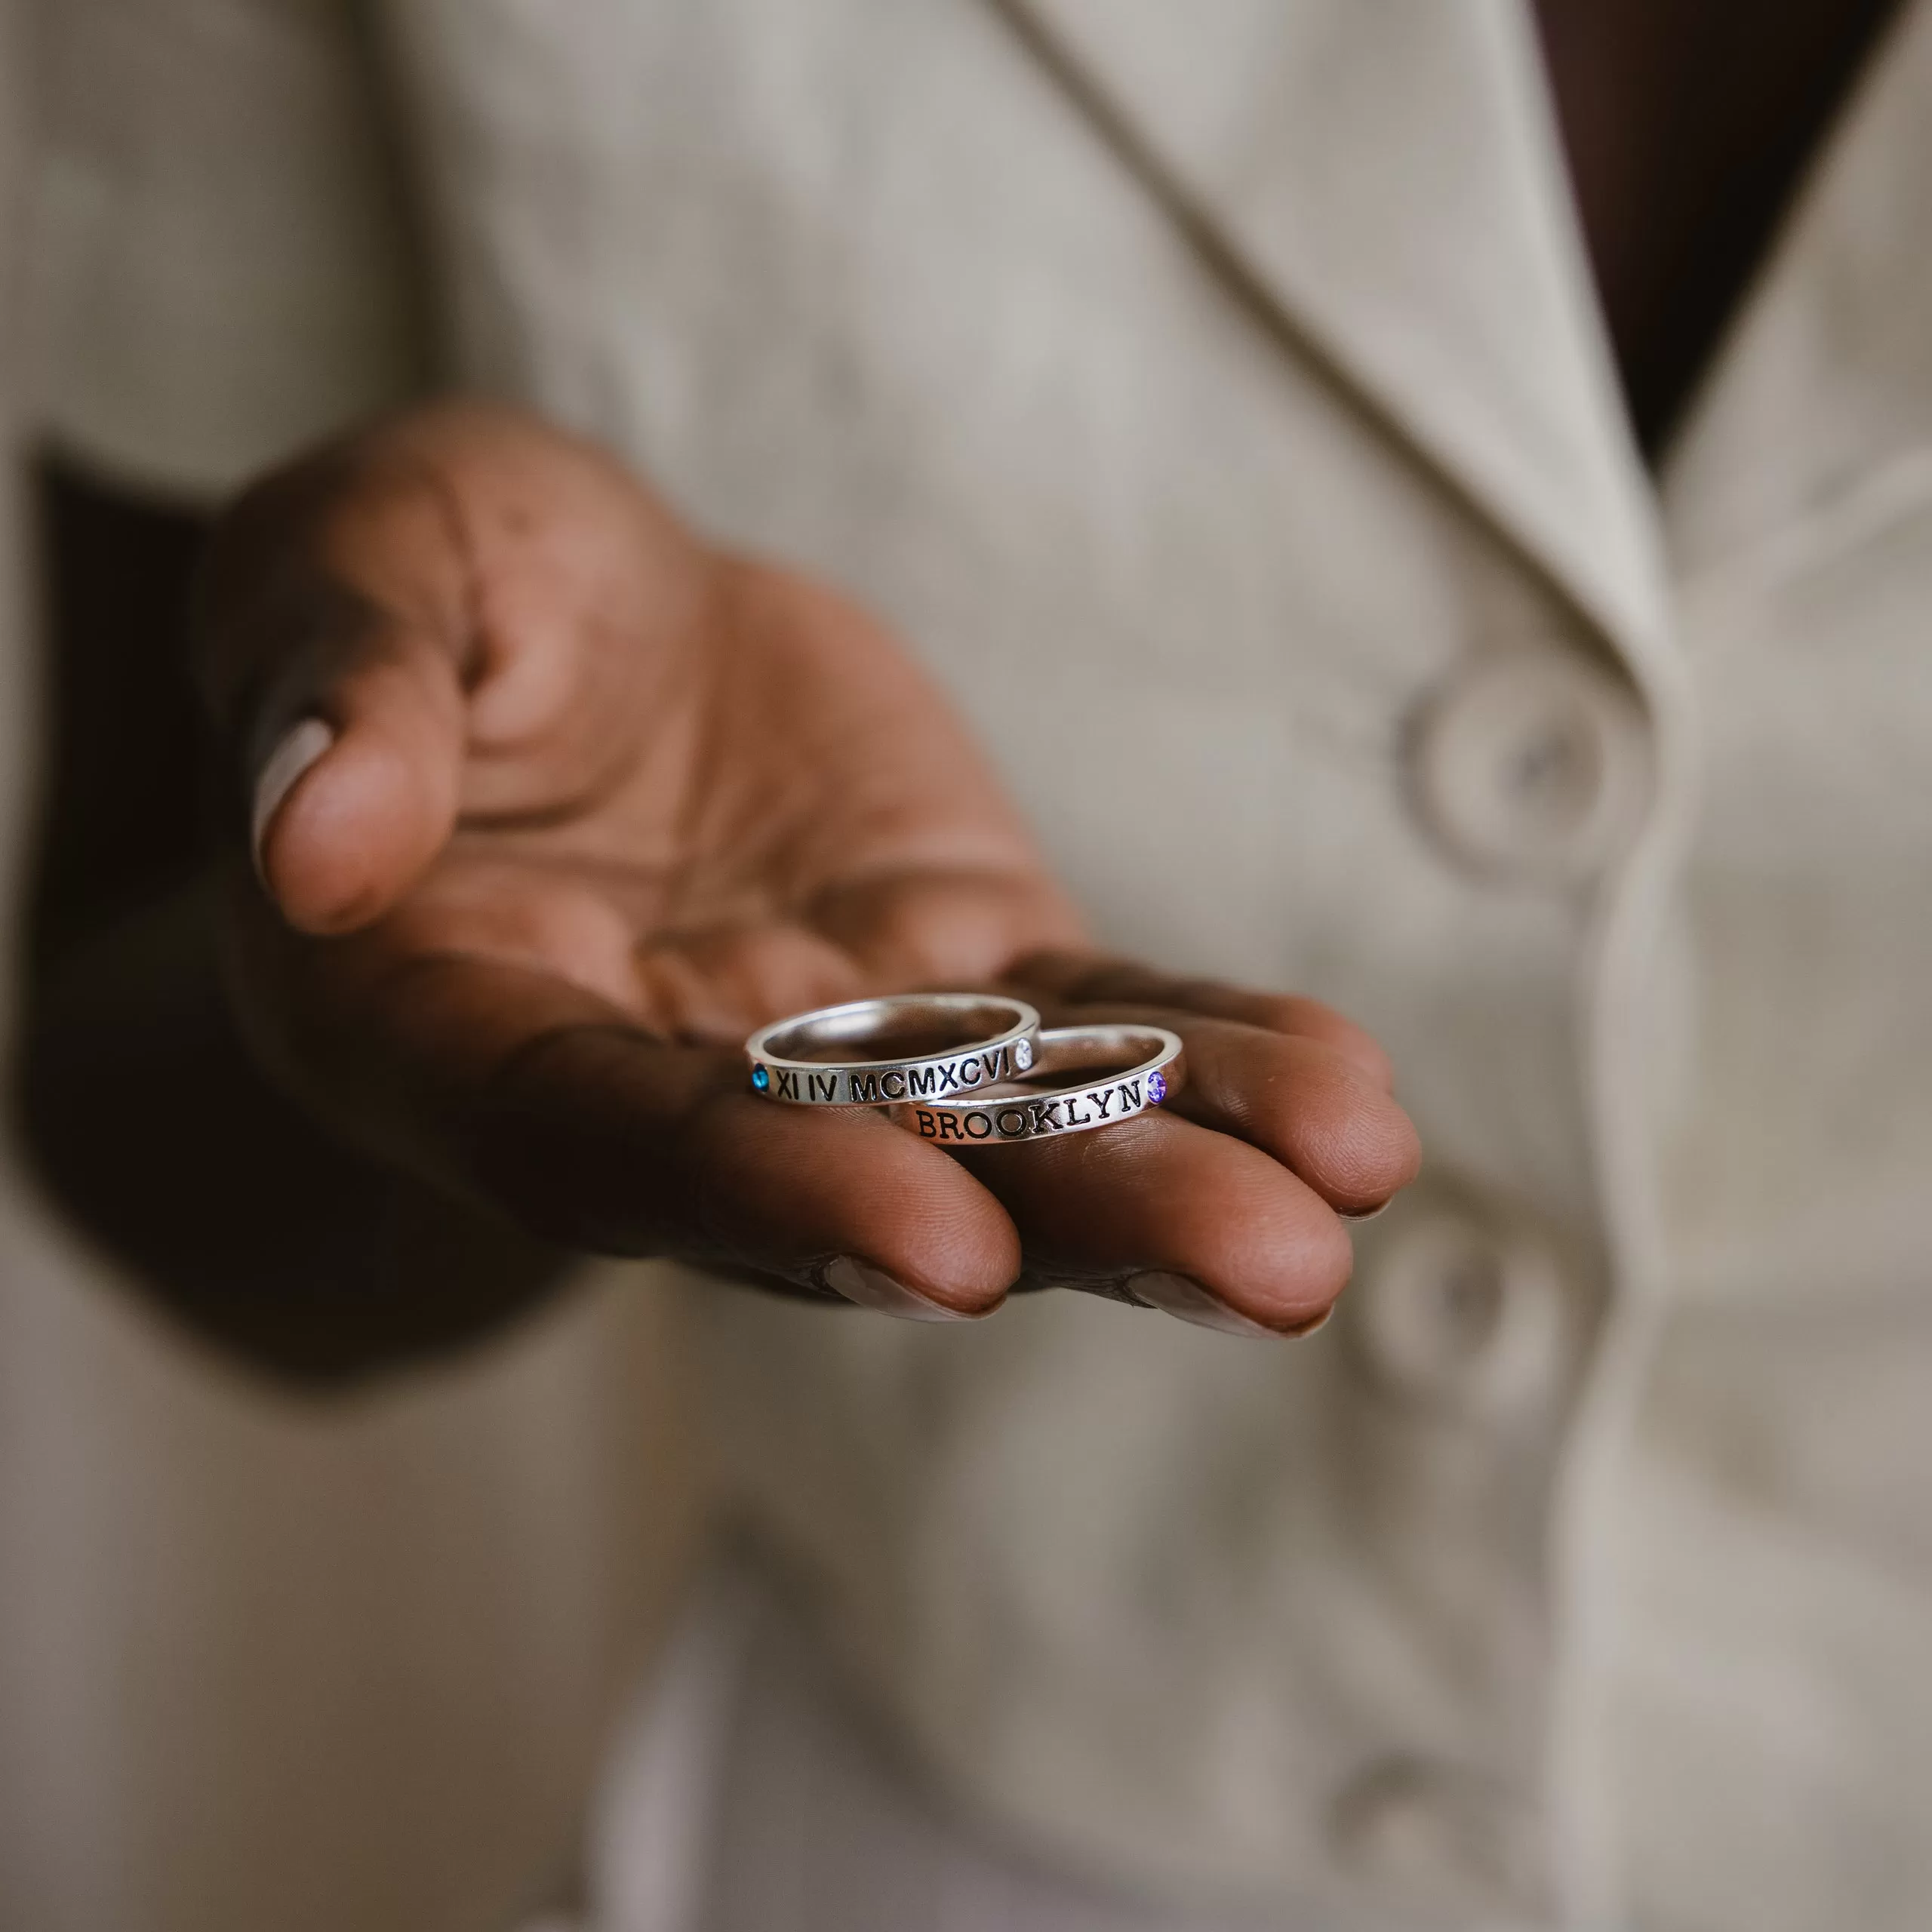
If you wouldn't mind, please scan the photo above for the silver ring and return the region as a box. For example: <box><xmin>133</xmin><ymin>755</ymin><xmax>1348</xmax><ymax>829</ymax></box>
<box><xmin>746</xmin><ymin>993</ymin><xmax>1041</xmax><ymax>1106</ymax></box>
<box><xmin>890</xmin><ymin>1023</ymin><xmax>1184</xmax><ymax>1144</ymax></box>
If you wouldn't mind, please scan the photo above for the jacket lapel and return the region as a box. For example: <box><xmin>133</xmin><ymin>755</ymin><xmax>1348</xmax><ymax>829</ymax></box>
<box><xmin>995</xmin><ymin>0</ymin><xmax>1670</xmax><ymax>667</ymax></box>
<box><xmin>1663</xmin><ymin>0</ymin><xmax>1932</xmax><ymax>583</ymax></box>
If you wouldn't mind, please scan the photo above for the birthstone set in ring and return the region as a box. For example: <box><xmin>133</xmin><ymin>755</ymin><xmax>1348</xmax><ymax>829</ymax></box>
<box><xmin>743</xmin><ymin>994</ymin><xmax>1185</xmax><ymax>1144</ymax></box>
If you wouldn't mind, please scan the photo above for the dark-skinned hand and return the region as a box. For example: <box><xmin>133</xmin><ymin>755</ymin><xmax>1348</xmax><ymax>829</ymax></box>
<box><xmin>199</xmin><ymin>402</ymin><xmax>1419</xmax><ymax>1332</ymax></box>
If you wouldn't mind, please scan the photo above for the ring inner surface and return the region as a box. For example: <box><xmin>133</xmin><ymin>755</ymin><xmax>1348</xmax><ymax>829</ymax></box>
<box><xmin>767</xmin><ymin>999</ymin><xmax>1021</xmax><ymax>1066</ymax></box>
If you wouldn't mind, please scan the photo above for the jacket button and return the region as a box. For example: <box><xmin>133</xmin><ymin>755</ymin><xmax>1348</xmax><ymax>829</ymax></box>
<box><xmin>1350</xmin><ymin>1204</ymin><xmax>1567</xmax><ymax>1421</ymax></box>
<box><xmin>1331</xmin><ymin>1758</ymin><xmax>1541</xmax><ymax>1912</ymax></box>
<box><xmin>1410</xmin><ymin>651</ymin><xmax>1650</xmax><ymax>879</ymax></box>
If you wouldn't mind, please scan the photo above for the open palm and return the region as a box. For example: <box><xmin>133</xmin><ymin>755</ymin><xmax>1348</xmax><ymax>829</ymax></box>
<box><xmin>202</xmin><ymin>404</ymin><xmax>1417</xmax><ymax>1328</ymax></box>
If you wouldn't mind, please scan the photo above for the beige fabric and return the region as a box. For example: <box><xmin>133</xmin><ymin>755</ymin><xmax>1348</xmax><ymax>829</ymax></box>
<box><xmin>24</xmin><ymin>0</ymin><xmax>425</xmax><ymax>497</ymax></box>
<box><xmin>23</xmin><ymin>1</ymin><xmax>1932</xmax><ymax>1927</ymax></box>
<box><xmin>583</xmin><ymin>1555</ymin><xmax>1323</xmax><ymax>1932</ymax></box>
<box><xmin>1611</xmin><ymin>23</ymin><xmax>1932</xmax><ymax>1924</ymax></box>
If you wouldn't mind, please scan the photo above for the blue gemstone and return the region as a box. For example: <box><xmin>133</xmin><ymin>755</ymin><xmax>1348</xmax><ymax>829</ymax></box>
<box><xmin>752</xmin><ymin>1063</ymin><xmax>771</xmax><ymax>1093</ymax></box>
<box><xmin>1148</xmin><ymin>1071</ymin><xmax>1168</xmax><ymax>1106</ymax></box>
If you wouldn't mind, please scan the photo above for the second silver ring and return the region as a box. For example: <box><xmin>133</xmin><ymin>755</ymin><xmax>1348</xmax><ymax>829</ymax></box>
<box><xmin>890</xmin><ymin>1023</ymin><xmax>1185</xmax><ymax>1144</ymax></box>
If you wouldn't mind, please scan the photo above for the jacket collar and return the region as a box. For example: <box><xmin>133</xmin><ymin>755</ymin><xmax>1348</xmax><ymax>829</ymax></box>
<box><xmin>996</xmin><ymin>0</ymin><xmax>1671</xmax><ymax>669</ymax></box>
<box><xmin>1663</xmin><ymin>0</ymin><xmax>1932</xmax><ymax>586</ymax></box>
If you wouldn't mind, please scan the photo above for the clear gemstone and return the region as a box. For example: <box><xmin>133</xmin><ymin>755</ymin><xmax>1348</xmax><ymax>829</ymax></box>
<box><xmin>1015</xmin><ymin>1038</ymin><xmax>1034</xmax><ymax>1071</ymax></box>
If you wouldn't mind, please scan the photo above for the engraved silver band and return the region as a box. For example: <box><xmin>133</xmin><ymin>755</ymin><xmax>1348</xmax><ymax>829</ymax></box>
<box><xmin>745</xmin><ymin>993</ymin><xmax>1041</xmax><ymax>1106</ymax></box>
<box><xmin>889</xmin><ymin>1023</ymin><xmax>1185</xmax><ymax>1145</ymax></box>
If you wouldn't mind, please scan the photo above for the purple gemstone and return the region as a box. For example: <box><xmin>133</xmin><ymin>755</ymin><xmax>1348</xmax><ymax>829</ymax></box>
<box><xmin>1148</xmin><ymin>1071</ymin><xmax>1168</xmax><ymax>1106</ymax></box>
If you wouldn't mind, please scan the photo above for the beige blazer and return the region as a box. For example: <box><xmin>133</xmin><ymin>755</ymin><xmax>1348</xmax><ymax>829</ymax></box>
<box><xmin>26</xmin><ymin>2</ymin><xmax>1932</xmax><ymax>1927</ymax></box>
